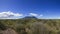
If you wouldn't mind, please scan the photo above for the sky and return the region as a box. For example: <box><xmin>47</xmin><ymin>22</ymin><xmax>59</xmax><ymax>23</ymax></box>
<box><xmin>0</xmin><ymin>0</ymin><xmax>60</xmax><ymax>19</ymax></box>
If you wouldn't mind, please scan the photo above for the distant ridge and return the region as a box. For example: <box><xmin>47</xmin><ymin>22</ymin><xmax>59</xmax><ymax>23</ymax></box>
<box><xmin>23</xmin><ymin>16</ymin><xmax>37</xmax><ymax>19</ymax></box>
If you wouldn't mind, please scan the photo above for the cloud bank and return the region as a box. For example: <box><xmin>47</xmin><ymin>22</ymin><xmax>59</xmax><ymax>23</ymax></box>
<box><xmin>0</xmin><ymin>11</ymin><xmax>23</xmax><ymax>19</ymax></box>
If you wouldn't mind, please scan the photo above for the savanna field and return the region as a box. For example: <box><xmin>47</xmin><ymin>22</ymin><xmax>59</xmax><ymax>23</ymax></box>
<box><xmin>0</xmin><ymin>16</ymin><xmax>60</xmax><ymax>34</ymax></box>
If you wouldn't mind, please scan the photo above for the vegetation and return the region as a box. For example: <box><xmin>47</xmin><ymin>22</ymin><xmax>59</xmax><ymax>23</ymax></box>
<box><xmin>0</xmin><ymin>16</ymin><xmax>60</xmax><ymax>34</ymax></box>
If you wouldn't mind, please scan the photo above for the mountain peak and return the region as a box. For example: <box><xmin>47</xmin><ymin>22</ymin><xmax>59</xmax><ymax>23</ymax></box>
<box><xmin>23</xmin><ymin>16</ymin><xmax>37</xmax><ymax>19</ymax></box>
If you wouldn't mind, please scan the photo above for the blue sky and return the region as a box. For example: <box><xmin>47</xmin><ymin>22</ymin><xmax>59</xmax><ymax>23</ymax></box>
<box><xmin>0</xmin><ymin>0</ymin><xmax>60</xmax><ymax>19</ymax></box>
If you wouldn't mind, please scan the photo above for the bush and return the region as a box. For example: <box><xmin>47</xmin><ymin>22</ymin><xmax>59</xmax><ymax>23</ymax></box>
<box><xmin>0</xmin><ymin>22</ymin><xmax>7</xmax><ymax>30</ymax></box>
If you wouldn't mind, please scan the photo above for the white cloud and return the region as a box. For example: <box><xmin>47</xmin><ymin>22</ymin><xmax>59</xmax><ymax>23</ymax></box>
<box><xmin>0</xmin><ymin>11</ymin><xmax>43</xmax><ymax>19</ymax></box>
<box><xmin>0</xmin><ymin>11</ymin><xmax>23</xmax><ymax>19</ymax></box>
<box><xmin>29</xmin><ymin>13</ymin><xmax>38</xmax><ymax>16</ymax></box>
<box><xmin>38</xmin><ymin>14</ymin><xmax>43</xmax><ymax>17</ymax></box>
<box><xmin>29</xmin><ymin>13</ymin><xmax>43</xmax><ymax>18</ymax></box>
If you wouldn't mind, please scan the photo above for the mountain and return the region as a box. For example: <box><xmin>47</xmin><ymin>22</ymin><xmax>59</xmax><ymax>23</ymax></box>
<box><xmin>23</xmin><ymin>16</ymin><xmax>37</xmax><ymax>19</ymax></box>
